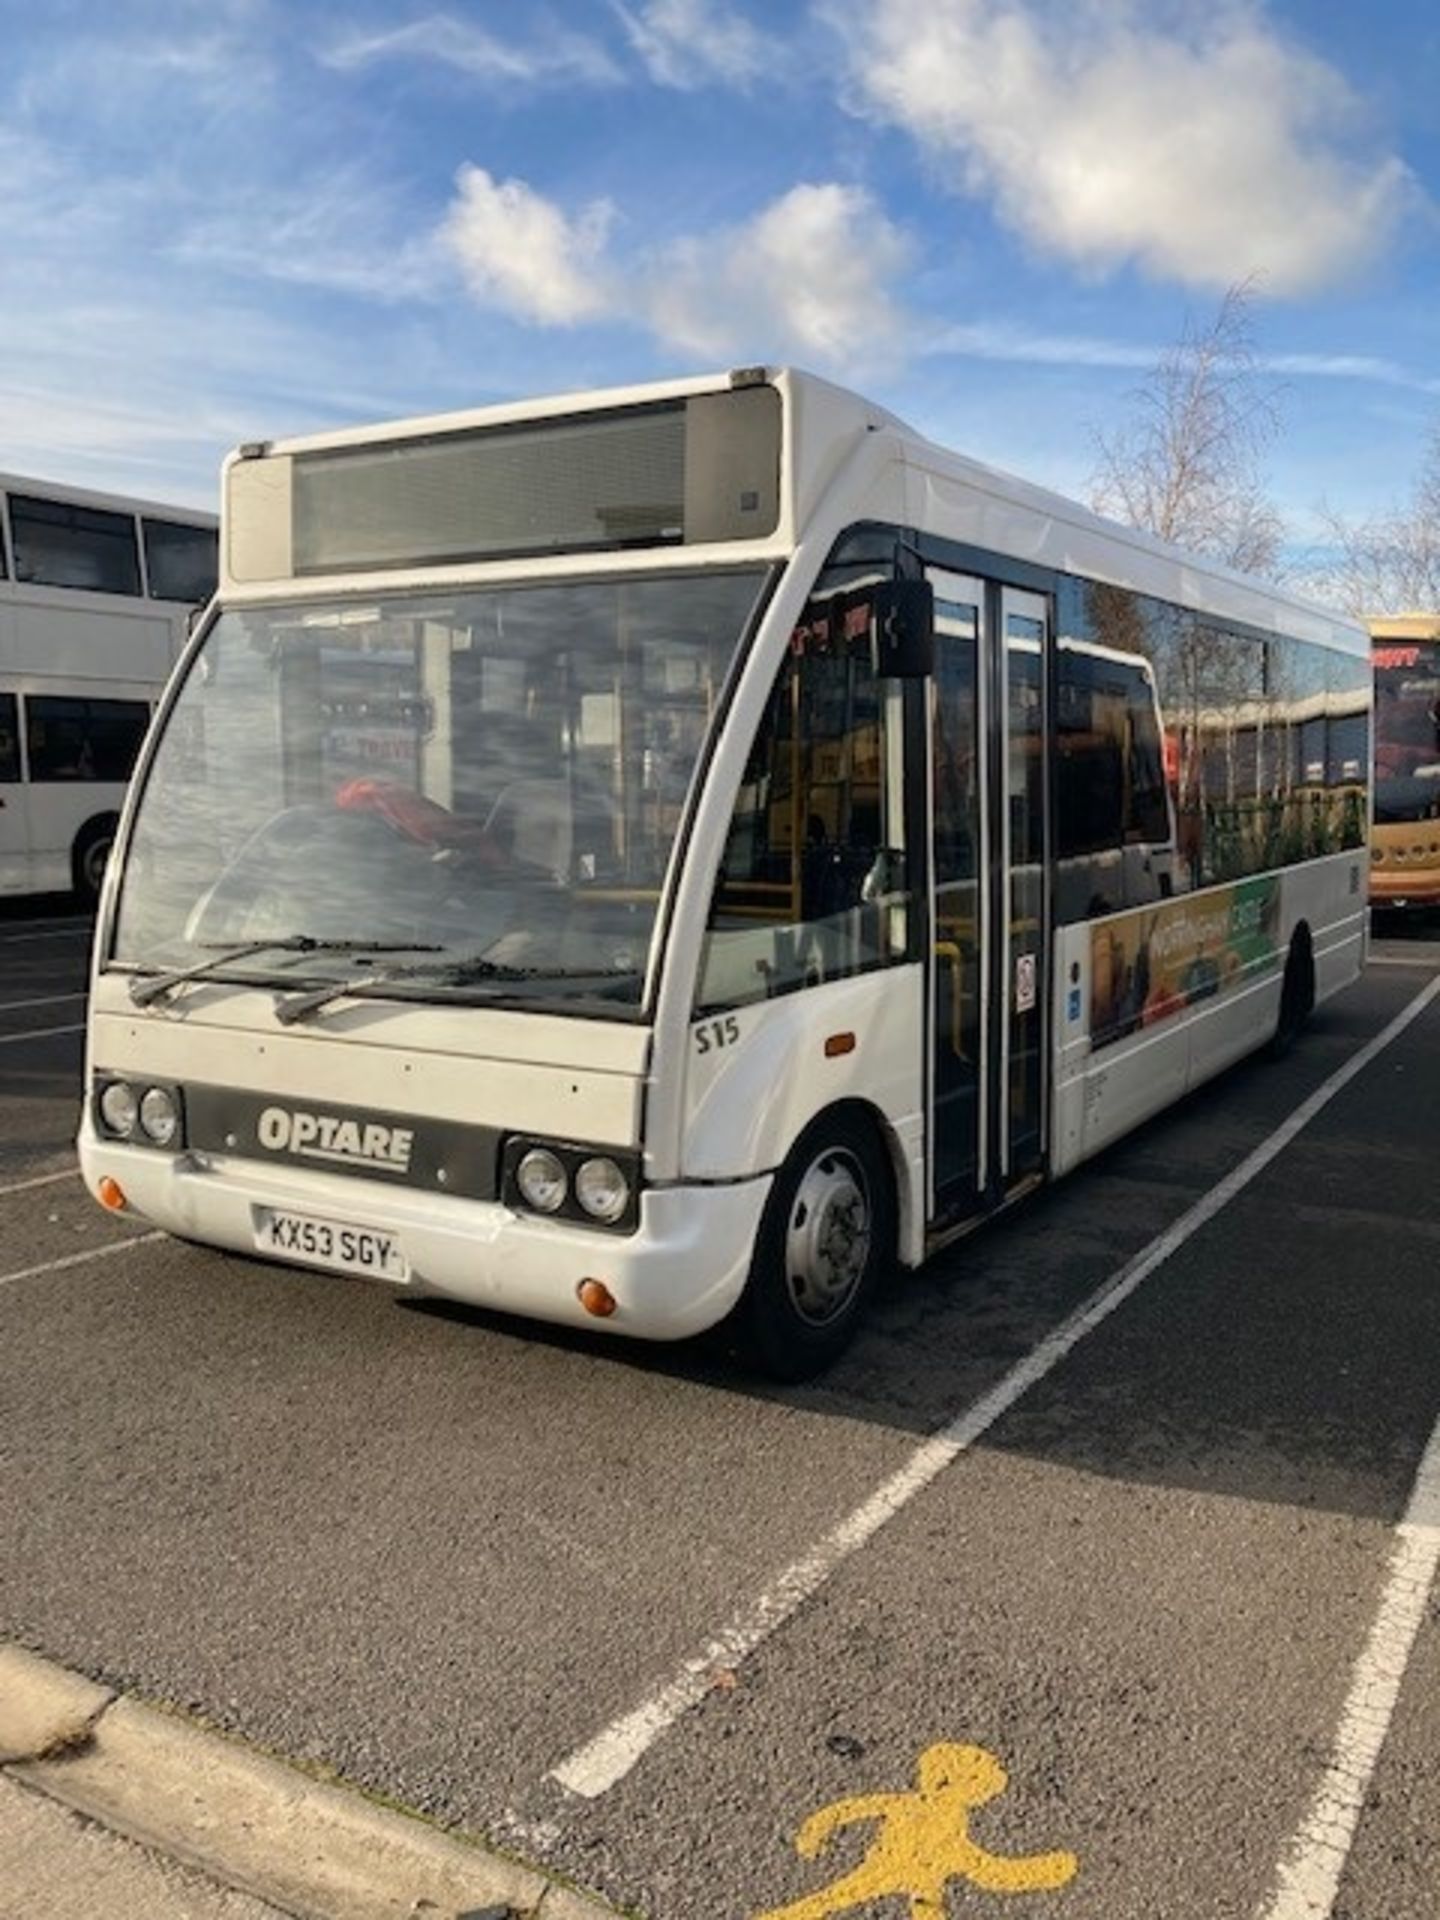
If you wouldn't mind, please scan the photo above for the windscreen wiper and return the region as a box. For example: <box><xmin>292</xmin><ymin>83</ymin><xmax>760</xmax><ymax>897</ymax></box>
<box><xmin>271</xmin><ymin>956</ymin><xmax>639</xmax><ymax>1026</ymax></box>
<box><xmin>128</xmin><ymin>937</ymin><xmax>443</xmax><ymax>1008</ymax></box>
<box><xmin>271</xmin><ymin>954</ymin><xmax>539</xmax><ymax>1025</ymax></box>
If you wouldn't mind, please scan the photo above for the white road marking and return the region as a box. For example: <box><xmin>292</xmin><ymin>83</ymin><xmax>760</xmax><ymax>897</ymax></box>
<box><xmin>0</xmin><ymin>1232</ymin><xmax>165</xmax><ymax>1290</ymax></box>
<box><xmin>0</xmin><ymin>1022</ymin><xmax>85</xmax><ymax>1046</ymax></box>
<box><xmin>0</xmin><ymin>990</ymin><xmax>86</xmax><ymax>1012</ymax></box>
<box><xmin>1256</xmin><ymin>1413</ymin><xmax>1440</xmax><ymax>1920</ymax></box>
<box><xmin>549</xmin><ymin>975</ymin><xmax>1440</xmax><ymax>1801</ymax></box>
<box><xmin>0</xmin><ymin>1167</ymin><xmax>79</xmax><ymax>1198</ymax></box>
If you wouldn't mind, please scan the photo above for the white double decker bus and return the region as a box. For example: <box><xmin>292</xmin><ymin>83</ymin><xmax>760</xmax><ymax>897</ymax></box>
<box><xmin>79</xmin><ymin>370</ymin><xmax>1369</xmax><ymax>1376</ymax></box>
<box><xmin>0</xmin><ymin>473</ymin><xmax>217</xmax><ymax>901</ymax></box>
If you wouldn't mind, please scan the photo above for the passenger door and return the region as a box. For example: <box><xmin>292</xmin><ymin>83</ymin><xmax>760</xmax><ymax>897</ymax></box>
<box><xmin>925</xmin><ymin>573</ymin><xmax>1049</xmax><ymax>1231</ymax></box>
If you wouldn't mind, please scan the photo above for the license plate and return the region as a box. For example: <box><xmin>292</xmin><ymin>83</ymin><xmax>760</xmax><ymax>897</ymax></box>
<box><xmin>252</xmin><ymin>1207</ymin><xmax>409</xmax><ymax>1283</ymax></box>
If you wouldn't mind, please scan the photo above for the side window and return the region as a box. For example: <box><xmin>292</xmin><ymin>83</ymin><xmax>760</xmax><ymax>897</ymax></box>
<box><xmin>26</xmin><ymin>696</ymin><xmax>149</xmax><ymax>782</ymax></box>
<box><xmin>696</xmin><ymin>598</ymin><xmax>909</xmax><ymax>1012</ymax></box>
<box><xmin>1327</xmin><ymin>649</ymin><xmax>1370</xmax><ymax>853</ymax></box>
<box><xmin>1056</xmin><ymin>647</ymin><xmax>1125</xmax><ymax>859</ymax></box>
<box><xmin>1006</xmin><ymin>615</ymin><xmax>1045</xmax><ymax>868</ymax></box>
<box><xmin>143</xmin><ymin>518</ymin><xmax>218</xmax><ymax>603</ymax></box>
<box><xmin>0</xmin><ymin>694</ymin><xmax>19</xmax><ymax>781</ymax></box>
<box><xmin>1056</xmin><ymin>641</ymin><xmax>1177</xmax><ymax>920</ymax></box>
<box><xmin>1125</xmin><ymin>667</ymin><xmax>1172</xmax><ymax>847</ymax></box>
<box><xmin>10</xmin><ymin>495</ymin><xmax>142</xmax><ymax>596</ymax></box>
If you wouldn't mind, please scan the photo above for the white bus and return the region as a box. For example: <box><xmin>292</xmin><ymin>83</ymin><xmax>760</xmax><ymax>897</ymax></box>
<box><xmin>78</xmin><ymin>370</ymin><xmax>1370</xmax><ymax>1377</ymax></box>
<box><xmin>0</xmin><ymin>473</ymin><xmax>217</xmax><ymax>902</ymax></box>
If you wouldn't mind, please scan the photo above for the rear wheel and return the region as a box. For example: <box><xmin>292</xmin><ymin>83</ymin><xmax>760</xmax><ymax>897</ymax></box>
<box><xmin>72</xmin><ymin>816</ymin><xmax>118</xmax><ymax>909</ymax></box>
<box><xmin>733</xmin><ymin>1112</ymin><xmax>894</xmax><ymax>1381</ymax></box>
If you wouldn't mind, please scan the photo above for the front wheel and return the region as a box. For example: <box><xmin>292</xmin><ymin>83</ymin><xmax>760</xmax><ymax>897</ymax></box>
<box><xmin>733</xmin><ymin>1114</ymin><xmax>894</xmax><ymax>1381</ymax></box>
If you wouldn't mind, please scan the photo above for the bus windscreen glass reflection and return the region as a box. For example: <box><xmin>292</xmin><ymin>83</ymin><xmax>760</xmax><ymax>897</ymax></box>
<box><xmin>1373</xmin><ymin>642</ymin><xmax>1440</xmax><ymax>823</ymax></box>
<box><xmin>112</xmin><ymin>572</ymin><xmax>766</xmax><ymax>1013</ymax></box>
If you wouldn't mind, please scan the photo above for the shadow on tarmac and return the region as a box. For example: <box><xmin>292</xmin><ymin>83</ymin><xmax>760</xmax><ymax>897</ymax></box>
<box><xmin>405</xmin><ymin>948</ymin><xmax>1440</xmax><ymax>1528</ymax></box>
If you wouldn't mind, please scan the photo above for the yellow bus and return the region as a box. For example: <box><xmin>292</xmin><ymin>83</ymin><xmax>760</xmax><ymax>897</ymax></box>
<box><xmin>1369</xmin><ymin>614</ymin><xmax>1440</xmax><ymax>912</ymax></box>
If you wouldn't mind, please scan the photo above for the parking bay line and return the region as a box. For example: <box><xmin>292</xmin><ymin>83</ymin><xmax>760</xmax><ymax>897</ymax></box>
<box><xmin>0</xmin><ymin>1232</ymin><xmax>165</xmax><ymax>1291</ymax></box>
<box><xmin>1256</xmin><ymin>1409</ymin><xmax>1440</xmax><ymax>1920</ymax></box>
<box><xmin>0</xmin><ymin>1167</ymin><xmax>79</xmax><ymax>1198</ymax></box>
<box><xmin>548</xmin><ymin>973</ymin><xmax>1440</xmax><ymax>1802</ymax></box>
<box><xmin>0</xmin><ymin>1023</ymin><xmax>85</xmax><ymax>1046</ymax></box>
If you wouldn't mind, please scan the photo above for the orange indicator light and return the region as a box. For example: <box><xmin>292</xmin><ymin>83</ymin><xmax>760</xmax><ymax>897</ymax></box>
<box><xmin>97</xmin><ymin>1177</ymin><xmax>127</xmax><ymax>1212</ymax></box>
<box><xmin>824</xmin><ymin>1032</ymin><xmax>857</xmax><ymax>1058</ymax></box>
<box><xmin>577</xmin><ymin>1279</ymin><xmax>618</xmax><ymax>1318</ymax></box>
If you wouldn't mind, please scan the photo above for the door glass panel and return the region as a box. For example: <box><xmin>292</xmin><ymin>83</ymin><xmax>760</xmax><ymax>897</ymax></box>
<box><xmin>931</xmin><ymin>590</ymin><xmax>983</xmax><ymax>1207</ymax></box>
<box><xmin>1005</xmin><ymin>602</ymin><xmax>1046</xmax><ymax>1177</ymax></box>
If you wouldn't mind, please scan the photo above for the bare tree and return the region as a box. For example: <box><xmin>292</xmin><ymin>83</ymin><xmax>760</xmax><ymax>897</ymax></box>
<box><xmin>1303</xmin><ymin>423</ymin><xmax>1440</xmax><ymax>617</ymax></box>
<box><xmin>1089</xmin><ymin>280</ymin><xmax>1286</xmax><ymax>578</ymax></box>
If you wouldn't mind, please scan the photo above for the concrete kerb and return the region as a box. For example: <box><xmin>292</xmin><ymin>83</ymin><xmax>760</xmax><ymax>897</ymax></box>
<box><xmin>0</xmin><ymin>1644</ymin><xmax>619</xmax><ymax>1920</ymax></box>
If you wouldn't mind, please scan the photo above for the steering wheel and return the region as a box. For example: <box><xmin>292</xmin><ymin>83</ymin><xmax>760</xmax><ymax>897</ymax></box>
<box><xmin>185</xmin><ymin>801</ymin><xmax>448</xmax><ymax>944</ymax></box>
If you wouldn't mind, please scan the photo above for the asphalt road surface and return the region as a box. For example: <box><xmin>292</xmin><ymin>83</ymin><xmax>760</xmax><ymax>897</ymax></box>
<box><xmin>2</xmin><ymin>894</ymin><xmax>1438</xmax><ymax>1920</ymax></box>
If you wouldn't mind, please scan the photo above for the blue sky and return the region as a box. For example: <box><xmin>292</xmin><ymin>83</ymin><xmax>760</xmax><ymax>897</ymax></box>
<box><xmin>2</xmin><ymin>0</ymin><xmax>1437</xmax><ymax>553</ymax></box>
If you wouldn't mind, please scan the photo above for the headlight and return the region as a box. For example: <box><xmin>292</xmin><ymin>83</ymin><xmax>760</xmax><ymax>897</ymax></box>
<box><xmin>99</xmin><ymin>1082</ymin><xmax>139</xmax><ymax>1138</ymax></box>
<box><xmin>575</xmin><ymin>1156</ymin><xmax>630</xmax><ymax>1224</ymax></box>
<box><xmin>516</xmin><ymin>1147</ymin><xmax>568</xmax><ymax>1214</ymax></box>
<box><xmin>138</xmin><ymin>1085</ymin><xmax>179</xmax><ymax>1146</ymax></box>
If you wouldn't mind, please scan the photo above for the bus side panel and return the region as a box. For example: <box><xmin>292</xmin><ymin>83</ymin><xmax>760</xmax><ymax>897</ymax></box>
<box><xmin>1049</xmin><ymin>916</ymin><xmax>1191</xmax><ymax>1175</ymax></box>
<box><xmin>679</xmin><ymin>967</ymin><xmax>927</xmax><ymax>1267</ymax></box>
<box><xmin>3</xmin><ymin>593</ymin><xmax>181</xmax><ymax>886</ymax></box>
<box><xmin>1051</xmin><ymin>849</ymin><xmax>1367</xmax><ymax>1177</ymax></box>
<box><xmin>5</xmin><ymin>597</ymin><xmax>178</xmax><ymax>683</ymax></box>
<box><xmin>1169</xmin><ymin>854</ymin><xmax>1365</xmax><ymax>1098</ymax></box>
<box><xmin>1284</xmin><ymin>849</ymin><xmax>1368</xmax><ymax>1009</ymax></box>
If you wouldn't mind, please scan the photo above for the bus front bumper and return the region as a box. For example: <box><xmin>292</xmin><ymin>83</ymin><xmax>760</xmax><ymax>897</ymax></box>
<box><xmin>77</xmin><ymin>1131</ymin><xmax>771</xmax><ymax>1343</ymax></box>
<box><xmin>1370</xmin><ymin>864</ymin><xmax>1440</xmax><ymax>908</ymax></box>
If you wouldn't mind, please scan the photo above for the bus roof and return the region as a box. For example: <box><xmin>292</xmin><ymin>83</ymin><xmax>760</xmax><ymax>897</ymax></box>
<box><xmin>220</xmin><ymin>365</ymin><xmax>1365</xmax><ymax>657</ymax></box>
<box><xmin>0</xmin><ymin>468</ymin><xmax>216</xmax><ymax>526</ymax></box>
<box><xmin>1367</xmin><ymin>612</ymin><xmax>1440</xmax><ymax>638</ymax></box>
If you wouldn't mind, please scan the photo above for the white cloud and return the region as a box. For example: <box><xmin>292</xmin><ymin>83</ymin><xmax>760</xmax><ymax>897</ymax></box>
<box><xmin>324</xmin><ymin>14</ymin><xmax>623</xmax><ymax>88</ymax></box>
<box><xmin>826</xmin><ymin>0</ymin><xmax>1419</xmax><ymax>295</ymax></box>
<box><xmin>646</xmin><ymin>183</ymin><xmax>913</xmax><ymax>365</ymax></box>
<box><xmin>1266</xmin><ymin>353</ymin><xmax>1440</xmax><ymax>395</ymax></box>
<box><xmin>441</xmin><ymin>167</ymin><xmax>617</xmax><ymax>326</ymax></box>
<box><xmin>178</xmin><ymin>165</ymin><xmax>451</xmax><ymax>304</ymax></box>
<box><xmin>438</xmin><ymin>168</ymin><xmax>912</xmax><ymax>367</ymax></box>
<box><xmin>921</xmin><ymin>321</ymin><xmax>1440</xmax><ymax>397</ymax></box>
<box><xmin>922</xmin><ymin>321</ymin><xmax>1157</xmax><ymax>370</ymax></box>
<box><xmin>612</xmin><ymin>0</ymin><xmax>768</xmax><ymax>88</ymax></box>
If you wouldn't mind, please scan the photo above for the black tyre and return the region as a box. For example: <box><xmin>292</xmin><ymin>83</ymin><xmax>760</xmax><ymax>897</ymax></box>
<box><xmin>734</xmin><ymin>1112</ymin><xmax>894</xmax><ymax>1382</ymax></box>
<box><xmin>1269</xmin><ymin>931</ymin><xmax>1315</xmax><ymax>1060</ymax></box>
<box><xmin>72</xmin><ymin>816</ymin><xmax>118</xmax><ymax>909</ymax></box>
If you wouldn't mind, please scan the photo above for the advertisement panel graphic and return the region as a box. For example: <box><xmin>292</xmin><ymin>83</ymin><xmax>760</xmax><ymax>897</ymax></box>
<box><xmin>1090</xmin><ymin>877</ymin><xmax>1280</xmax><ymax>1051</ymax></box>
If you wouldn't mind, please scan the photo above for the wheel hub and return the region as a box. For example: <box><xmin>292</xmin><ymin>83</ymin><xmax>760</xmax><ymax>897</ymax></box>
<box><xmin>784</xmin><ymin>1148</ymin><xmax>872</xmax><ymax>1326</ymax></box>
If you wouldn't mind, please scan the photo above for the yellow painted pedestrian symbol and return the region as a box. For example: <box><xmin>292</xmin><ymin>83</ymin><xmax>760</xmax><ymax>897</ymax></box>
<box><xmin>754</xmin><ymin>1742</ymin><xmax>1078</xmax><ymax>1920</ymax></box>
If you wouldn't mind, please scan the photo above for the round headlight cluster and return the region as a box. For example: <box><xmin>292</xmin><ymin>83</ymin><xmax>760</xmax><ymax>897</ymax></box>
<box><xmin>138</xmin><ymin>1086</ymin><xmax>180</xmax><ymax>1146</ymax></box>
<box><xmin>99</xmin><ymin>1082</ymin><xmax>139</xmax><ymax>1138</ymax></box>
<box><xmin>575</xmin><ymin>1156</ymin><xmax>629</xmax><ymax>1224</ymax></box>
<box><xmin>98</xmin><ymin>1081</ymin><xmax>180</xmax><ymax>1146</ymax></box>
<box><xmin>511</xmin><ymin>1144</ymin><xmax>633</xmax><ymax>1225</ymax></box>
<box><xmin>516</xmin><ymin>1147</ymin><xmax>568</xmax><ymax>1214</ymax></box>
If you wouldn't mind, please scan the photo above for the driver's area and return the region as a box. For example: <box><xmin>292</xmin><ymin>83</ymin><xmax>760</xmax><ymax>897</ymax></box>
<box><xmin>110</xmin><ymin>571</ymin><xmax>768</xmax><ymax>1014</ymax></box>
<box><xmin>696</xmin><ymin>571</ymin><xmax>917</xmax><ymax>1015</ymax></box>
